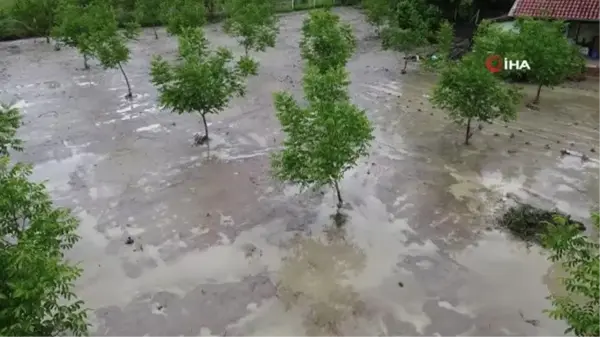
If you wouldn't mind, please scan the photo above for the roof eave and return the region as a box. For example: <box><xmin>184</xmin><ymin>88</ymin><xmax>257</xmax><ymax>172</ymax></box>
<box><xmin>509</xmin><ymin>15</ymin><xmax>600</xmax><ymax>22</ymax></box>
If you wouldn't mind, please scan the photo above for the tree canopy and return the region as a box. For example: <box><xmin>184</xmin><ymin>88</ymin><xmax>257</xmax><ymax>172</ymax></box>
<box><xmin>272</xmin><ymin>10</ymin><xmax>372</xmax><ymax>213</ymax></box>
<box><xmin>272</xmin><ymin>67</ymin><xmax>373</xmax><ymax>210</ymax></box>
<box><xmin>10</xmin><ymin>0</ymin><xmax>58</xmax><ymax>43</ymax></box>
<box><xmin>0</xmin><ymin>105</ymin><xmax>88</xmax><ymax>336</ymax></box>
<box><xmin>431</xmin><ymin>52</ymin><xmax>521</xmax><ymax>144</ymax></box>
<box><xmin>150</xmin><ymin>27</ymin><xmax>249</xmax><ymax>144</ymax></box>
<box><xmin>162</xmin><ymin>0</ymin><xmax>206</xmax><ymax>35</ymax></box>
<box><xmin>223</xmin><ymin>0</ymin><xmax>279</xmax><ymax>58</ymax></box>
<box><xmin>85</xmin><ymin>0</ymin><xmax>139</xmax><ymax>98</ymax></box>
<box><xmin>300</xmin><ymin>10</ymin><xmax>356</xmax><ymax>73</ymax></box>
<box><xmin>514</xmin><ymin>18</ymin><xmax>585</xmax><ymax>104</ymax></box>
<box><xmin>134</xmin><ymin>0</ymin><xmax>164</xmax><ymax>38</ymax></box>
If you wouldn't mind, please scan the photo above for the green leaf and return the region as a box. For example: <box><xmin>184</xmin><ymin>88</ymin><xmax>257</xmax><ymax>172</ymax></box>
<box><xmin>0</xmin><ymin>103</ymin><xmax>23</xmax><ymax>156</ymax></box>
<box><xmin>0</xmin><ymin>122</ymin><xmax>89</xmax><ymax>336</ymax></box>
<box><xmin>542</xmin><ymin>213</ymin><xmax>599</xmax><ymax>336</ymax></box>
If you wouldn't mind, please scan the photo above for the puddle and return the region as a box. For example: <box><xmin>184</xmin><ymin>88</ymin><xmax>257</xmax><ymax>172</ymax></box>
<box><xmin>31</xmin><ymin>152</ymin><xmax>104</xmax><ymax>192</ymax></box>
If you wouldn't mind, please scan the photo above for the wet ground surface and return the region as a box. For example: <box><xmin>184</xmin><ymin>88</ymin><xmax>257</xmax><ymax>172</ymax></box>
<box><xmin>1</xmin><ymin>8</ymin><xmax>599</xmax><ymax>336</ymax></box>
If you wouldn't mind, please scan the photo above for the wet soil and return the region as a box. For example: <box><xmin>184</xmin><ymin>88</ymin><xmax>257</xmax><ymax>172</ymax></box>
<box><xmin>1</xmin><ymin>8</ymin><xmax>598</xmax><ymax>336</ymax></box>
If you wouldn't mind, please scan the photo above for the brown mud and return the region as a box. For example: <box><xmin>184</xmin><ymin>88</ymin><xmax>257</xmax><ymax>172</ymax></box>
<box><xmin>0</xmin><ymin>8</ymin><xmax>598</xmax><ymax>336</ymax></box>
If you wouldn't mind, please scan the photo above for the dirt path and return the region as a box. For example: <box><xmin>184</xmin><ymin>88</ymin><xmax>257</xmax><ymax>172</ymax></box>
<box><xmin>1</xmin><ymin>8</ymin><xmax>598</xmax><ymax>336</ymax></box>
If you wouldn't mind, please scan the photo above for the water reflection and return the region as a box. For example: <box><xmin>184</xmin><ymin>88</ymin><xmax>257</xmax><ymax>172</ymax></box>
<box><xmin>277</xmin><ymin>225</ymin><xmax>366</xmax><ymax>335</ymax></box>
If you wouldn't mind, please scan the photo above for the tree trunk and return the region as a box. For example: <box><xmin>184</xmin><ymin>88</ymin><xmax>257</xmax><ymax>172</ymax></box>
<box><xmin>465</xmin><ymin>117</ymin><xmax>472</xmax><ymax>145</ymax></box>
<box><xmin>201</xmin><ymin>113</ymin><xmax>209</xmax><ymax>141</ymax></box>
<box><xmin>83</xmin><ymin>54</ymin><xmax>89</xmax><ymax>70</ymax></box>
<box><xmin>244</xmin><ymin>45</ymin><xmax>249</xmax><ymax>57</ymax></box>
<box><xmin>334</xmin><ymin>180</ymin><xmax>343</xmax><ymax>209</ymax></box>
<box><xmin>153</xmin><ymin>27</ymin><xmax>159</xmax><ymax>39</ymax></box>
<box><xmin>533</xmin><ymin>84</ymin><xmax>542</xmax><ymax>104</ymax></box>
<box><xmin>401</xmin><ymin>58</ymin><xmax>408</xmax><ymax>74</ymax></box>
<box><xmin>118</xmin><ymin>62</ymin><xmax>133</xmax><ymax>99</ymax></box>
<box><xmin>45</xmin><ymin>36</ymin><xmax>50</xmax><ymax>44</ymax></box>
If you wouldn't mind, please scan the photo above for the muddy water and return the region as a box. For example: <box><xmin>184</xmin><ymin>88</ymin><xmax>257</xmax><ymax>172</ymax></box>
<box><xmin>1</xmin><ymin>7</ymin><xmax>598</xmax><ymax>336</ymax></box>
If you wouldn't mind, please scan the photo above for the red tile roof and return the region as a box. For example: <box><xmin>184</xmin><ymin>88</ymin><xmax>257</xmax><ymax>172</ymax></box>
<box><xmin>509</xmin><ymin>0</ymin><xmax>600</xmax><ymax>20</ymax></box>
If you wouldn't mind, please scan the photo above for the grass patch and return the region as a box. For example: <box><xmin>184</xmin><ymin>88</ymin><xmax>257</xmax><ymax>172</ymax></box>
<box><xmin>497</xmin><ymin>204</ymin><xmax>585</xmax><ymax>245</ymax></box>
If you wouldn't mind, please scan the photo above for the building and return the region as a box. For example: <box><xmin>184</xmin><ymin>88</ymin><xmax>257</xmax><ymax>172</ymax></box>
<box><xmin>491</xmin><ymin>0</ymin><xmax>600</xmax><ymax>76</ymax></box>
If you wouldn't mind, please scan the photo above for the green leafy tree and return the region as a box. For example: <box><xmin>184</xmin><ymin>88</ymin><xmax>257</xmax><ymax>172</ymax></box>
<box><xmin>431</xmin><ymin>52</ymin><xmax>522</xmax><ymax>145</ymax></box>
<box><xmin>542</xmin><ymin>213</ymin><xmax>599</xmax><ymax>337</ymax></box>
<box><xmin>381</xmin><ymin>0</ymin><xmax>438</xmax><ymax>74</ymax></box>
<box><xmin>10</xmin><ymin>0</ymin><xmax>59</xmax><ymax>43</ymax></box>
<box><xmin>300</xmin><ymin>10</ymin><xmax>356</xmax><ymax>73</ymax></box>
<box><xmin>362</xmin><ymin>0</ymin><xmax>389</xmax><ymax>35</ymax></box>
<box><xmin>150</xmin><ymin>27</ymin><xmax>249</xmax><ymax>145</ymax></box>
<box><xmin>134</xmin><ymin>0</ymin><xmax>164</xmax><ymax>39</ymax></box>
<box><xmin>162</xmin><ymin>0</ymin><xmax>206</xmax><ymax>36</ymax></box>
<box><xmin>469</xmin><ymin>20</ymin><xmax>528</xmax><ymax>82</ymax></box>
<box><xmin>85</xmin><ymin>0</ymin><xmax>139</xmax><ymax>98</ymax></box>
<box><xmin>271</xmin><ymin>66</ymin><xmax>373</xmax><ymax>212</ymax></box>
<box><xmin>0</xmin><ymin>157</ymin><xmax>89</xmax><ymax>336</ymax></box>
<box><xmin>516</xmin><ymin>18</ymin><xmax>584</xmax><ymax>104</ymax></box>
<box><xmin>52</xmin><ymin>0</ymin><xmax>95</xmax><ymax>69</ymax></box>
<box><xmin>0</xmin><ymin>106</ymin><xmax>89</xmax><ymax>336</ymax></box>
<box><xmin>223</xmin><ymin>0</ymin><xmax>279</xmax><ymax>62</ymax></box>
<box><xmin>470</xmin><ymin>20</ymin><xmax>518</xmax><ymax>57</ymax></box>
<box><xmin>0</xmin><ymin>104</ymin><xmax>23</xmax><ymax>155</ymax></box>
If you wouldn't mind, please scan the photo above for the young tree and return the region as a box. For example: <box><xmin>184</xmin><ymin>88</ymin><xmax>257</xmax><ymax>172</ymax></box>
<box><xmin>271</xmin><ymin>66</ymin><xmax>373</xmax><ymax>212</ymax></box>
<box><xmin>300</xmin><ymin>10</ymin><xmax>356</xmax><ymax>73</ymax></box>
<box><xmin>134</xmin><ymin>0</ymin><xmax>164</xmax><ymax>39</ymax></box>
<box><xmin>542</xmin><ymin>213</ymin><xmax>599</xmax><ymax>337</ymax></box>
<box><xmin>223</xmin><ymin>0</ymin><xmax>279</xmax><ymax>63</ymax></box>
<box><xmin>430</xmin><ymin>53</ymin><xmax>522</xmax><ymax>145</ymax></box>
<box><xmin>10</xmin><ymin>0</ymin><xmax>59</xmax><ymax>43</ymax></box>
<box><xmin>85</xmin><ymin>0</ymin><xmax>139</xmax><ymax>98</ymax></box>
<box><xmin>381</xmin><ymin>0</ymin><xmax>438</xmax><ymax>74</ymax></box>
<box><xmin>516</xmin><ymin>18</ymin><xmax>585</xmax><ymax>104</ymax></box>
<box><xmin>52</xmin><ymin>0</ymin><xmax>95</xmax><ymax>69</ymax></box>
<box><xmin>361</xmin><ymin>0</ymin><xmax>388</xmax><ymax>36</ymax></box>
<box><xmin>162</xmin><ymin>0</ymin><xmax>206</xmax><ymax>36</ymax></box>
<box><xmin>0</xmin><ymin>104</ymin><xmax>23</xmax><ymax>155</ymax></box>
<box><xmin>150</xmin><ymin>27</ymin><xmax>249</xmax><ymax>145</ymax></box>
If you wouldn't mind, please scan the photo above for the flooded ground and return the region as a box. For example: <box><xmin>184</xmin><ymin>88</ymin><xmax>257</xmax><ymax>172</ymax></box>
<box><xmin>1</xmin><ymin>8</ymin><xmax>598</xmax><ymax>336</ymax></box>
